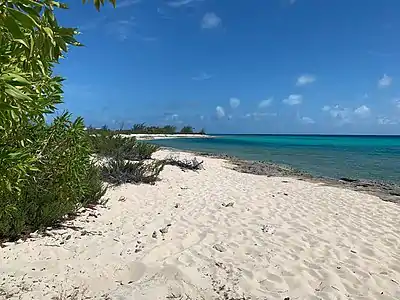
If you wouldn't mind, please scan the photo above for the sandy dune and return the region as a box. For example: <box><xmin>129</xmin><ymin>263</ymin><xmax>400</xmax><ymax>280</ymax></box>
<box><xmin>1</xmin><ymin>150</ymin><xmax>400</xmax><ymax>299</ymax></box>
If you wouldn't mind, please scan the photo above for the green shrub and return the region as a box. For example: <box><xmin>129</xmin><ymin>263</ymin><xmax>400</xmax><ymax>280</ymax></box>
<box><xmin>132</xmin><ymin>142</ymin><xmax>160</xmax><ymax>160</ymax></box>
<box><xmin>101</xmin><ymin>159</ymin><xmax>165</xmax><ymax>185</ymax></box>
<box><xmin>0</xmin><ymin>0</ymin><xmax>114</xmax><ymax>240</ymax></box>
<box><xmin>0</xmin><ymin>113</ymin><xmax>106</xmax><ymax>239</ymax></box>
<box><xmin>90</xmin><ymin>132</ymin><xmax>159</xmax><ymax>160</ymax></box>
<box><xmin>180</xmin><ymin>126</ymin><xmax>194</xmax><ymax>134</ymax></box>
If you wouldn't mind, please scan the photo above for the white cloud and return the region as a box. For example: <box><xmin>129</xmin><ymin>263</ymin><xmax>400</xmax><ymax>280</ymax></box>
<box><xmin>108</xmin><ymin>18</ymin><xmax>136</xmax><ymax>41</ymax></box>
<box><xmin>378</xmin><ymin>74</ymin><xmax>392</xmax><ymax>88</ymax></box>
<box><xmin>300</xmin><ymin>116</ymin><xmax>315</xmax><ymax>124</ymax></box>
<box><xmin>117</xmin><ymin>0</ymin><xmax>141</xmax><ymax>8</ymax></box>
<box><xmin>282</xmin><ymin>94</ymin><xmax>303</xmax><ymax>105</ymax></box>
<box><xmin>377</xmin><ymin>117</ymin><xmax>397</xmax><ymax>125</ymax></box>
<box><xmin>192</xmin><ymin>72</ymin><xmax>213</xmax><ymax>81</ymax></box>
<box><xmin>167</xmin><ymin>0</ymin><xmax>202</xmax><ymax>7</ymax></box>
<box><xmin>244</xmin><ymin>112</ymin><xmax>277</xmax><ymax>119</ymax></box>
<box><xmin>354</xmin><ymin>105</ymin><xmax>370</xmax><ymax>118</ymax></box>
<box><xmin>165</xmin><ymin>113</ymin><xmax>180</xmax><ymax>122</ymax></box>
<box><xmin>393</xmin><ymin>98</ymin><xmax>400</xmax><ymax>109</ymax></box>
<box><xmin>322</xmin><ymin>105</ymin><xmax>352</xmax><ymax>124</ymax></box>
<box><xmin>322</xmin><ymin>104</ymin><xmax>372</xmax><ymax>125</ymax></box>
<box><xmin>216</xmin><ymin>106</ymin><xmax>225</xmax><ymax>118</ymax></box>
<box><xmin>258</xmin><ymin>98</ymin><xmax>273</xmax><ymax>109</ymax></box>
<box><xmin>229</xmin><ymin>97</ymin><xmax>240</xmax><ymax>109</ymax></box>
<box><xmin>201</xmin><ymin>12</ymin><xmax>221</xmax><ymax>29</ymax></box>
<box><xmin>296</xmin><ymin>74</ymin><xmax>316</xmax><ymax>86</ymax></box>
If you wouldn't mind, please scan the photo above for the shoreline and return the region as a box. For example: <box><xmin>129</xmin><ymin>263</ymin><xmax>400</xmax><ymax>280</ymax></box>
<box><xmin>1</xmin><ymin>149</ymin><xmax>400</xmax><ymax>299</ymax></box>
<box><xmin>120</xmin><ymin>133</ymin><xmax>214</xmax><ymax>140</ymax></box>
<box><xmin>162</xmin><ymin>147</ymin><xmax>400</xmax><ymax>204</ymax></box>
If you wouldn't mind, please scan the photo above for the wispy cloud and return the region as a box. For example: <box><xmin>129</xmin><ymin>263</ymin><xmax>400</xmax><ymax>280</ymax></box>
<box><xmin>79</xmin><ymin>16</ymin><xmax>107</xmax><ymax>32</ymax></box>
<box><xmin>296</xmin><ymin>74</ymin><xmax>316</xmax><ymax>86</ymax></box>
<box><xmin>229</xmin><ymin>97</ymin><xmax>240</xmax><ymax>109</ymax></box>
<box><xmin>321</xmin><ymin>105</ymin><xmax>331</xmax><ymax>112</ymax></box>
<box><xmin>300</xmin><ymin>116</ymin><xmax>315</xmax><ymax>124</ymax></box>
<box><xmin>378</xmin><ymin>74</ymin><xmax>392</xmax><ymax>88</ymax></box>
<box><xmin>393</xmin><ymin>98</ymin><xmax>400</xmax><ymax>109</ymax></box>
<box><xmin>167</xmin><ymin>0</ymin><xmax>203</xmax><ymax>8</ymax></box>
<box><xmin>192</xmin><ymin>72</ymin><xmax>213</xmax><ymax>81</ymax></box>
<box><xmin>244</xmin><ymin>112</ymin><xmax>277</xmax><ymax>120</ymax></box>
<box><xmin>258</xmin><ymin>98</ymin><xmax>273</xmax><ymax>109</ymax></box>
<box><xmin>142</xmin><ymin>36</ymin><xmax>158</xmax><ymax>42</ymax></box>
<box><xmin>157</xmin><ymin>7</ymin><xmax>173</xmax><ymax>20</ymax></box>
<box><xmin>282</xmin><ymin>94</ymin><xmax>303</xmax><ymax>105</ymax></box>
<box><xmin>353</xmin><ymin>105</ymin><xmax>371</xmax><ymax>118</ymax></box>
<box><xmin>216</xmin><ymin>106</ymin><xmax>225</xmax><ymax>118</ymax></box>
<box><xmin>107</xmin><ymin>18</ymin><xmax>136</xmax><ymax>41</ymax></box>
<box><xmin>201</xmin><ymin>12</ymin><xmax>221</xmax><ymax>29</ymax></box>
<box><xmin>322</xmin><ymin>104</ymin><xmax>371</xmax><ymax>125</ymax></box>
<box><xmin>377</xmin><ymin>116</ymin><xmax>398</xmax><ymax>125</ymax></box>
<box><xmin>116</xmin><ymin>0</ymin><xmax>141</xmax><ymax>8</ymax></box>
<box><xmin>322</xmin><ymin>105</ymin><xmax>352</xmax><ymax>125</ymax></box>
<box><xmin>367</xmin><ymin>50</ymin><xmax>398</xmax><ymax>58</ymax></box>
<box><xmin>164</xmin><ymin>113</ymin><xmax>183</xmax><ymax>124</ymax></box>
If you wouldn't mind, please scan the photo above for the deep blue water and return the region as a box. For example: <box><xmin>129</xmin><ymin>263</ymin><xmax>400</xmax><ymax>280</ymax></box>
<box><xmin>151</xmin><ymin>135</ymin><xmax>400</xmax><ymax>183</ymax></box>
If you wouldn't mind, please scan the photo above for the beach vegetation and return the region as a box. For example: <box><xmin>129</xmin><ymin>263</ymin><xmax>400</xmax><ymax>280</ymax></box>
<box><xmin>101</xmin><ymin>158</ymin><xmax>165</xmax><ymax>185</ymax></box>
<box><xmin>180</xmin><ymin>126</ymin><xmax>195</xmax><ymax>134</ymax></box>
<box><xmin>162</xmin><ymin>156</ymin><xmax>204</xmax><ymax>171</ymax></box>
<box><xmin>0</xmin><ymin>0</ymin><xmax>114</xmax><ymax>240</ymax></box>
<box><xmin>88</xmin><ymin>123</ymin><xmax>205</xmax><ymax>135</ymax></box>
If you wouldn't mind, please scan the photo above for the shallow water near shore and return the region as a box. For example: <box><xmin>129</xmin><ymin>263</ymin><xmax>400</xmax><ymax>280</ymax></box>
<box><xmin>151</xmin><ymin>135</ymin><xmax>400</xmax><ymax>183</ymax></box>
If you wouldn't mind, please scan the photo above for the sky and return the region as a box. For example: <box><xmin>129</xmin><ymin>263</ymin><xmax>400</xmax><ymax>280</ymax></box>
<box><xmin>55</xmin><ymin>0</ymin><xmax>400</xmax><ymax>134</ymax></box>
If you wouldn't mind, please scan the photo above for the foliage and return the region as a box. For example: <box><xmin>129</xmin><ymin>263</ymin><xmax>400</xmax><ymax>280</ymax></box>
<box><xmin>180</xmin><ymin>126</ymin><xmax>194</xmax><ymax>134</ymax></box>
<box><xmin>0</xmin><ymin>113</ymin><xmax>106</xmax><ymax>239</ymax></box>
<box><xmin>132</xmin><ymin>141</ymin><xmax>160</xmax><ymax>160</ymax></box>
<box><xmin>90</xmin><ymin>130</ymin><xmax>164</xmax><ymax>186</ymax></box>
<box><xmin>101</xmin><ymin>159</ymin><xmax>165</xmax><ymax>185</ymax></box>
<box><xmin>88</xmin><ymin>123</ymin><xmax>205</xmax><ymax>135</ymax></box>
<box><xmin>0</xmin><ymin>0</ymin><xmax>114</xmax><ymax>239</ymax></box>
<box><xmin>90</xmin><ymin>131</ymin><xmax>159</xmax><ymax>160</ymax></box>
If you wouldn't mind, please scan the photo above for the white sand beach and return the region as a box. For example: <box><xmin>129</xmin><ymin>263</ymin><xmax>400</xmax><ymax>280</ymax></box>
<box><xmin>1</xmin><ymin>150</ymin><xmax>400</xmax><ymax>299</ymax></box>
<box><xmin>120</xmin><ymin>134</ymin><xmax>212</xmax><ymax>140</ymax></box>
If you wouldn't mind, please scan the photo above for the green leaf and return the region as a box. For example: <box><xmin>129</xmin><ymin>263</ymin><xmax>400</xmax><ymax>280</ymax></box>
<box><xmin>14</xmin><ymin>38</ymin><xmax>30</xmax><ymax>49</ymax></box>
<box><xmin>43</xmin><ymin>27</ymin><xmax>55</xmax><ymax>46</ymax></box>
<box><xmin>0</xmin><ymin>102</ymin><xmax>14</xmax><ymax>111</ymax></box>
<box><xmin>5</xmin><ymin>85</ymin><xmax>32</xmax><ymax>101</ymax></box>
<box><xmin>2</xmin><ymin>73</ymin><xmax>30</xmax><ymax>86</ymax></box>
<box><xmin>3</xmin><ymin>15</ymin><xmax>24</xmax><ymax>39</ymax></box>
<box><xmin>9</xmin><ymin>8</ymin><xmax>40</xmax><ymax>29</ymax></box>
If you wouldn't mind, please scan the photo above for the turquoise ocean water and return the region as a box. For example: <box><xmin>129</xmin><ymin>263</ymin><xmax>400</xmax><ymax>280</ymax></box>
<box><xmin>151</xmin><ymin>135</ymin><xmax>400</xmax><ymax>183</ymax></box>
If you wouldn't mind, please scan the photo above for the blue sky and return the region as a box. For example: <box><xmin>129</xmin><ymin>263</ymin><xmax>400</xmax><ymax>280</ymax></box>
<box><xmin>56</xmin><ymin>0</ymin><xmax>400</xmax><ymax>134</ymax></box>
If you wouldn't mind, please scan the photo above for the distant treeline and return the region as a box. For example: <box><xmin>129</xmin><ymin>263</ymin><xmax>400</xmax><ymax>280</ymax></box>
<box><xmin>86</xmin><ymin>123</ymin><xmax>206</xmax><ymax>135</ymax></box>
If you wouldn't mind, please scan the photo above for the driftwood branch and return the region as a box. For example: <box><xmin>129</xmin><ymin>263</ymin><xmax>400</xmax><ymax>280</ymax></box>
<box><xmin>162</xmin><ymin>156</ymin><xmax>204</xmax><ymax>171</ymax></box>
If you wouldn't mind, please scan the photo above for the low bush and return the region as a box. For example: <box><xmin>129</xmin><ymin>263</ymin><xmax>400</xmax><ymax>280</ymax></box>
<box><xmin>90</xmin><ymin>132</ymin><xmax>159</xmax><ymax>160</ymax></box>
<box><xmin>132</xmin><ymin>142</ymin><xmax>160</xmax><ymax>160</ymax></box>
<box><xmin>101</xmin><ymin>159</ymin><xmax>165</xmax><ymax>185</ymax></box>
<box><xmin>0</xmin><ymin>114</ymin><xmax>106</xmax><ymax>240</ymax></box>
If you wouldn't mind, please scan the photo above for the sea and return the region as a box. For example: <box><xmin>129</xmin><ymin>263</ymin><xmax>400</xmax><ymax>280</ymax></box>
<box><xmin>151</xmin><ymin>135</ymin><xmax>400</xmax><ymax>183</ymax></box>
